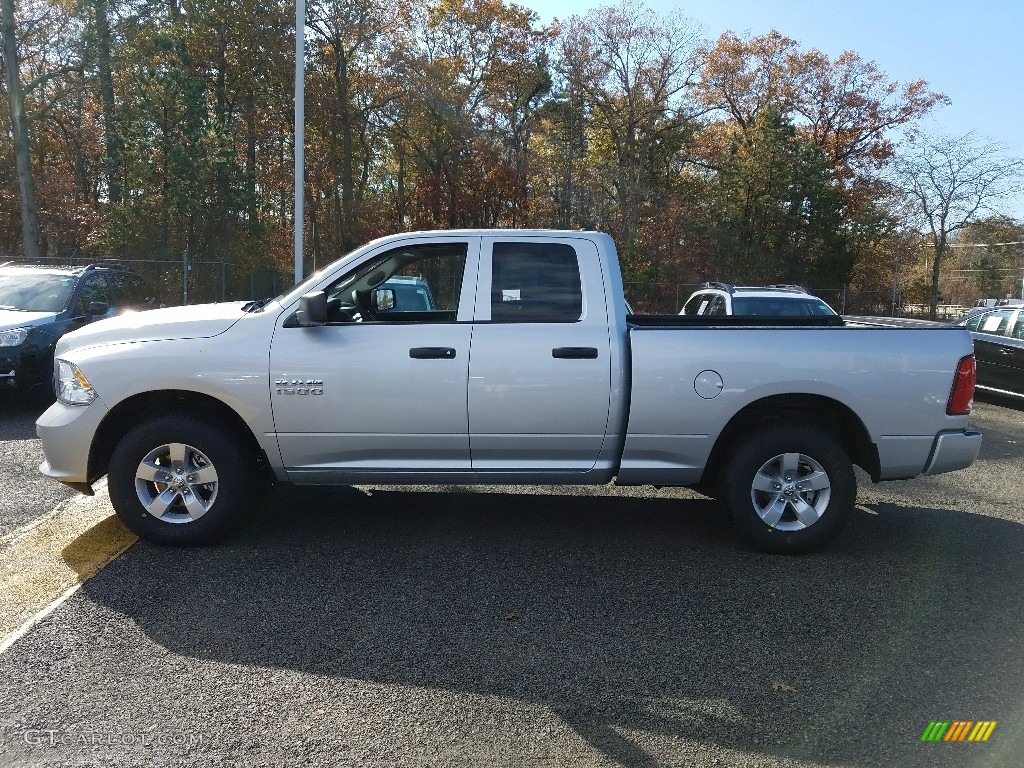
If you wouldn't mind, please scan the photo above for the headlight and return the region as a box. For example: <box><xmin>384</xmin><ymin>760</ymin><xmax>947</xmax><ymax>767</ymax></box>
<box><xmin>0</xmin><ymin>328</ymin><xmax>28</xmax><ymax>347</ymax></box>
<box><xmin>56</xmin><ymin>360</ymin><xmax>97</xmax><ymax>406</ymax></box>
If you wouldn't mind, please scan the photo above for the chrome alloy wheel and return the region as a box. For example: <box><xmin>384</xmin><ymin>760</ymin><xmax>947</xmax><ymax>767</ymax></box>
<box><xmin>749</xmin><ymin>451</ymin><xmax>832</xmax><ymax>531</ymax></box>
<box><xmin>133</xmin><ymin>442</ymin><xmax>220</xmax><ymax>523</ymax></box>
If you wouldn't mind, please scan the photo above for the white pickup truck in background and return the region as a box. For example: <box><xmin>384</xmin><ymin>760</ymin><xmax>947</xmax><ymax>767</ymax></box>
<box><xmin>37</xmin><ymin>230</ymin><xmax>982</xmax><ymax>554</ymax></box>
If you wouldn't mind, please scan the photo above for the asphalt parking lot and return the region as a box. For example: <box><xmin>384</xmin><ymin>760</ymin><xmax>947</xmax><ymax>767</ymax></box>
<box><xmin>0</xmin><ymin>395</ymin><xmax>1022</xmax><ymax>767</ymax></box>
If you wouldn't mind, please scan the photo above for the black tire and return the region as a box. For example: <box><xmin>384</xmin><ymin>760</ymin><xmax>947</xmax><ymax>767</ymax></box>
<box><xmin>719</xmin><ymin>424</ymin><xmax>855</xmax><ymax>554</ymax></box>
<box><xmin>108</xmin><ymin>415</ymin><xmax>251</xmax><ymax>546</ymax></box>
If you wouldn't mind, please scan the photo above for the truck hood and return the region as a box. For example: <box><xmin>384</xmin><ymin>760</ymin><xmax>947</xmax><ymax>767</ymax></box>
<box><xmin>57</xmin><ymin>302</ymin><xmax>249</xmax><ymax>351</ymax></box>
<box><xmin>0</xmin><ymin>309</ymin><xmax>56</xmax><ymax>332</ymax></box>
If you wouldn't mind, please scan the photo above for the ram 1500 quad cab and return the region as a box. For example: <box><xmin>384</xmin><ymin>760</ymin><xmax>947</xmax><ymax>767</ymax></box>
<box><xmin>37</xmin><ymin>230</ymin><xmax>982</xmax><ymax>553</ymax></box>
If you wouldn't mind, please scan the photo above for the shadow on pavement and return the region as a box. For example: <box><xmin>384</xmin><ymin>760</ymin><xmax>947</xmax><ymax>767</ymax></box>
<box><xmin>76</xmin><ymin>485</ymin><xmax>1024</xmax><ymax>767</ymax></box>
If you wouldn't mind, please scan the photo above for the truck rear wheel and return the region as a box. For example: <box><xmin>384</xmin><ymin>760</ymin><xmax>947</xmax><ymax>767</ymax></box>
<box><xmin>720</xmin><ymin>425</ymin><xmax>855</xmax><ymax>554</ymax></box>
<box><xmin>108</xmin><ymin>416</ymin><xmax>250</xmax><ymax>546</ymax></box>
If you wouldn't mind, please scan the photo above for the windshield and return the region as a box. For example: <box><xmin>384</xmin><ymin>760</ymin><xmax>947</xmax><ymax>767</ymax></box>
<box><xmin>0</xmin><ymin>271</ymin><xmax>76</xmax><ymax>312</ymax></box>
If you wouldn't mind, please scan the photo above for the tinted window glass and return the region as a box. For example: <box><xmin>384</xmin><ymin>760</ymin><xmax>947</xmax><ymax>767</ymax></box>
<box><xmin>490</xmin><ymin>242</ymin><xmax>582</xmax><ymax>323</ymax></box>
<box><xmin>75</xmin><ymin>274</ymin><xmax>110</xmax><ymax>317</ymax></box>
<box><xmin>110</xmin><ymin>272</ymin><xmax>154</xmax><ymax>310</ymax></box>
<box><xmin>731</xmin><ymin>297</ymin><xmax>837</xmax><ymax>316</ymax></box>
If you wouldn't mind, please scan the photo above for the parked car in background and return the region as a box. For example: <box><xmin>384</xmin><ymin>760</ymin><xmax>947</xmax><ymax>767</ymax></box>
<box><xmin>680</xmin><ymin>282</ymin><xmax>839</xmax><ymax>318</ymax></box>
<box><xmin>378</xmin><ymin>275</ymin><xmax>437</xmax><ymax>312</ymax></box>
<box><xmin>974</xmin><ymin>297</ymin><xmax>1024</xmax><ymax>308</ymax></box>
<box><xmin>954</xmin><ymin>306</ymin><xmax>1024</xmax><ymax>399</ymax></box>
<box><xmin>0</xmin><ymin>262</ymin><xmax>155</xmax><ymax>396</ymax></box>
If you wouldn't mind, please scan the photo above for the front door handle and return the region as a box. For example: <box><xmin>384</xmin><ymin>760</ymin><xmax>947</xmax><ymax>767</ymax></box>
<box><xmin>409</xmin><ymin>347</ymin><xmax>457</xmax><ymax>359</ymax></box>
<box><xmin>552</xmin><ymin>346</ymin><xmax>598</xmax><ymax>359</ymax></box>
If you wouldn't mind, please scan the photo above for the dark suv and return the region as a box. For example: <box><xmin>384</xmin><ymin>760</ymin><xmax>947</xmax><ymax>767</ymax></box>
<box><xmin>0</xmin><ymin>262</ymin><xmax>155</xmax><ymax>396</ymax></box>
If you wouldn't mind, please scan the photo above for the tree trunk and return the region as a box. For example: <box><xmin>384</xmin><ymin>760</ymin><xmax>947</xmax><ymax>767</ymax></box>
<box><xmin>94</xmin><ymin>0</ymin><xmax>121</xmax><ymax>204</ymax></box>
<box><xmin>334</xmin><ymin>50</ymin><xmax>355</xmax><ymax>251</ymax></box>
<box><xmin>394</xmin><ymin>139</ymin><xmax>406</xmax><ymax>229</ymax></box>
<box><xmin>1</xmin><ymin>0</ymin><xmax>41</xmax><ymax>259</ymax></box>
<box><xmin>245</xmin><ymin>90</ymin><xmax>259</xmax><ymax>227</ymax></box>
<box><xmin>929</xmin><ymin>240</ymin><xmax>945</xmax><ymax>321</ymax></box>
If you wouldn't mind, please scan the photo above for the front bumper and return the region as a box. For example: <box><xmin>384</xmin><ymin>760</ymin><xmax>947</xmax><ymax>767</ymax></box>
<box><xmin>1</xmin><ymin>345</ymin><xmax>49</xmax><ymax>392</ymax></box>
<box><xmin>36</xmin><ymin>398</ymin><xmax>110</xmax><ymax>493</ymax></box>
<box><xmin>923</xmin><ymin>427</ymin><xmax>983</xmax><ymax>476</ymax></box>
<box><xmin>0</xmin><ymin>351</ymin><xmax>23</xmax><ymax>390</ymax></box>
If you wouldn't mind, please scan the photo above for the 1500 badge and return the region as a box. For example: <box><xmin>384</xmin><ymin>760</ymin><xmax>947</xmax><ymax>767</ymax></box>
<box><xmin>275</xmin><ymin>378</ymin><xmax>324</xmax><ymax>395</ymax></box>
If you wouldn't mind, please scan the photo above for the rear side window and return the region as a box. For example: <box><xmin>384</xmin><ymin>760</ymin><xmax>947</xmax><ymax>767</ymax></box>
<box><xmin>109</xmin><ymin>272</ymin><xmax>154</xmax><ymax>310</ymax></box>
<box><xmin>489</xmin><ymin>242</ymin><xmax>582</xmax><ymax>323</ymax></box>
<box><xmin>707</xmin><ymin>295</ymin><xmax>727</xmax><ymax>315</ymax></box>
<box><xmin>968</xmin><ymin>309</ymin><xmax>1013</xmax><ymax>335</ymax></box>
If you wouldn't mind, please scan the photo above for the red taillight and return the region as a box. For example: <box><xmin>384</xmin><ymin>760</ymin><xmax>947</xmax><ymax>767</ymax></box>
<box><xmin>947</xmin><ymin>355</ymin><xmax>976</xmax><ymax>415</ymax></box>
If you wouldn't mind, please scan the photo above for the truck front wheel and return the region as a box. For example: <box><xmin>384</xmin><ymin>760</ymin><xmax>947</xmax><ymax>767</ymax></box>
<box><xmin>108</xmin><ymin>416</ymin><xmax>251</xmax><ymax>546</ymax></box>
<box><xmin>720</xmin><ymin>425</ymin><xmax>855</xmax><ymax>554</ymax></box>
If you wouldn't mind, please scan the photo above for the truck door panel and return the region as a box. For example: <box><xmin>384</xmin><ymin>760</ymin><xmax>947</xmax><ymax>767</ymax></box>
<box><xmin>270</xmin><ymin>239</ymin><xmax>478</xmax><ymax>477</ymax></box>
<box><xmin>468</xmin><ymin>237</ymin><xmax>612</xmax><ymax>472</ymax></box>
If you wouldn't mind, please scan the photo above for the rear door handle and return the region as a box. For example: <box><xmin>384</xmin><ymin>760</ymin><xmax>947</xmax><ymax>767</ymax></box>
<box><xmin>409</xmin><ymin>347</ymin><xmax>457</xmax><ymax>359</ymax></box>
<box><xmin>552</xmin><ymin>346</ymin><xmax>598</xmax><ymax>359</ymax></box>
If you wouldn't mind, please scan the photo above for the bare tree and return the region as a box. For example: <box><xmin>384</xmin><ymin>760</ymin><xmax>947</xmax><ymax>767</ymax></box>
<box><xmin>892</xmin><ymin>132</ymin><xmax>1024</xmax><ymax>319</ymax></box>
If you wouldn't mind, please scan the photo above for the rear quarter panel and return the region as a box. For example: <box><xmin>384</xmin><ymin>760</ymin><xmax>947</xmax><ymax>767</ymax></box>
<box><xmin>619</xmin><ymin>325</ymin><xmax>976</xmax><ymax>484</ymax></box>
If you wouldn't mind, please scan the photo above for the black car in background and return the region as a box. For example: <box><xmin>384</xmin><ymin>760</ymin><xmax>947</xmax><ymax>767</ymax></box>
<box><xmin>0</xmin><ymin>262</ymin><xmax>155</xmax><ymax>397</ymax></box>
<box><xmin>954</xmin><ymin>306</ymin><xmax>1024</xmax><ymax>399</ymax></box>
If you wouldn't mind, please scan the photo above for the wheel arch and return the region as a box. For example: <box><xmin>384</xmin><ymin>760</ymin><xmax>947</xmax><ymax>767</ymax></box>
<box><xmin>89</xmin><ymin>390</ymin><xmax>270</xmax><ymax>483</ymax></box>
<box><xmin>701</xmin><ymin>393</ymin><xmax>879</xmax><ymax>487</ymax></box>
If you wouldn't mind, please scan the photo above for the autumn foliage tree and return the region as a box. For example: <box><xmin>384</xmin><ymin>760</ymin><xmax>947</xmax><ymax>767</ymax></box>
<box><xmin>1</xmin><ymin>0</ymin><xmax>1014</xmax><ymax>308</ymax></box>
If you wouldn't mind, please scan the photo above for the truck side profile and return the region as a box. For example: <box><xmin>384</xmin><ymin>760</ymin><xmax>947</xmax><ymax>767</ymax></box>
<box><xmin>37</xmin><ymin>230</ymin><xmax>982</xmax><ymax>553</ymax></box>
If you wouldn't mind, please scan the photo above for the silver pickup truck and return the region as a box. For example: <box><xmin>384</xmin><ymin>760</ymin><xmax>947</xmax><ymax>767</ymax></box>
<box><xmin>36</xmin><ymin>230</ymin><xmax>982</xmax><ymax>553</ymax></box>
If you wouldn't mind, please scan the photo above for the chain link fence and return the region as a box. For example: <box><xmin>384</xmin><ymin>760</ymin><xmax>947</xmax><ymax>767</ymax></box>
<box><xmin>119</xmin><ymin>260</ymin><xmax>288</xmax><ymax>307</ymax></box>
<box><xmin>2</xmin><ymin>254</ymin><xmax>289</xmax><ymax>307</ymax></box>
<box><xmin>6</xmin><ymin>253</ymin><xmax>973</xmax><ymax>318</ymax></box>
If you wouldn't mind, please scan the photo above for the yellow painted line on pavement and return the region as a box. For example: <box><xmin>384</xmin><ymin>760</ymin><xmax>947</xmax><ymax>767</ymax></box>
<box><xmin>0</xmin><ymin>483</ymin><xmax>137</xmax><ymax>653</ymax></box>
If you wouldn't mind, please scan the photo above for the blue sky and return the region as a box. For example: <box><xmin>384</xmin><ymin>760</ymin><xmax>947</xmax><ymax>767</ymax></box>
<box><xmin>518</xmin><ymin>0</ymin><xmax>1024</xmax><ymax>215</ymax></box>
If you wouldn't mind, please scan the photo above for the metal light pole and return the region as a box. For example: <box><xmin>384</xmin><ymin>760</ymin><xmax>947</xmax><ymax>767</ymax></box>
<box><xmin>294</xmin><ymin>0</ymin><xmax>305</xmax><ymax>285</ymax></box>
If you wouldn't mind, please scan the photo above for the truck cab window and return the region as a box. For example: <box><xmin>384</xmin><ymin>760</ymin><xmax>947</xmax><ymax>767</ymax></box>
<box><xmin>490</xmin><ymin>242</ymin><xmax>582</xmax><ymax>323</ymax></box>
<box><xmin>323</xmin><ymin>242</ymin><xmax>467</xmax><ymax>322</ymax></box>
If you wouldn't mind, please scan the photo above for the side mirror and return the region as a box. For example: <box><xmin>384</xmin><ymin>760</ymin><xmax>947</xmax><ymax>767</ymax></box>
<box><xmin>87</xmin><ymin>301</ymin><xmax>109</xmax><ymax>319</ymax></box>
<box><xmin>296</xmin><ymin>291</ymin><xmax>328</xmax><ymax>326</ymax></box>
<box><xmin>374</xmin><ymin>288</ymin><xmax>396</xmax><ymax>312</ymax></box>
